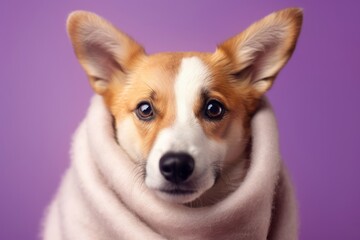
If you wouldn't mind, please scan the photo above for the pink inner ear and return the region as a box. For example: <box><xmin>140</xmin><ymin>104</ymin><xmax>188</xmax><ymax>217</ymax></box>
<box><xmin>83</xmin><ymin>40</ymin><xmax>124</xmax><ymax>81</ymax></box>
<box><xmin>237</xmin><ymin>23</ymin><xmax>288</xmax><ymax>68</ymax></box>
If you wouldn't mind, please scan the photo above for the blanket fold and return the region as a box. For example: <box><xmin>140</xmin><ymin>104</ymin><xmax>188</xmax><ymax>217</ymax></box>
<box><xmin>43</xmin><ymin>95</ymin><xmax>298</xmax><ymax>240</ymax></box>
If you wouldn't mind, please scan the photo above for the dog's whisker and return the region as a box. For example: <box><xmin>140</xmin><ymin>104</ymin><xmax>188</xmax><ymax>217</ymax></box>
<box><xmin>129</xmin><ymin>161</ymin><xmax>149</xmax><ymax>200</ymax></box>
<box><xmin>132</xmin><ymin>161</ymin><xmax>146</xmax><ymax>186</ymax></box>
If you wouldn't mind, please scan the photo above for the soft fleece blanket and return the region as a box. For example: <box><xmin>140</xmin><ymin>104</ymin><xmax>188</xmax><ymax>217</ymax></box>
<box><xmin>42</xmin><ymin>95</ymin><xmax>298</xmax><ymax>240</ymax></box>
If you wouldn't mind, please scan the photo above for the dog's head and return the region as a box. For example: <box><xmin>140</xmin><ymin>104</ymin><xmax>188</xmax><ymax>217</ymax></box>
<box><xmin>67</xmin><ymin>8</ymin><xmax>302</xmax><ymax>204</ymax></box>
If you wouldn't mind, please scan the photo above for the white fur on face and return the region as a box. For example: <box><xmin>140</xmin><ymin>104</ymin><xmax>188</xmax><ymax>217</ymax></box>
<box><xmin>145</xmin><ymin>57</ymin><xmax>227</xmax><ymax>203</ymax></box>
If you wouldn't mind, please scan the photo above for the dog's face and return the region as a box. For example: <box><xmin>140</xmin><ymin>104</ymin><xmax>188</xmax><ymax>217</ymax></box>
<box><xmin>67</xmin><ymin>9</ymin><xmax>302</xmax><ymax>204</ymax></box>
<box><xmin>115</xmin><ymin>53</ymin><xmax>253</xmax><ymax>203</ymax></box>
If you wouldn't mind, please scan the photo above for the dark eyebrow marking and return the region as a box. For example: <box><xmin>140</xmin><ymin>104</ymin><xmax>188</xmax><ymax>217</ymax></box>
<box><xmin>196</xmin><ymin>88</ymin><xmax>209</xmax><ymax>115</ymax></box>
<box><xmin>201</xmin><ymin>88</ymin><xmax>209</xmax><ymax>103</ymax></box>
<box><xmin>150</xmin><ymin>90</ymin><xmax>157</xmax><ymax>101</ymax></box>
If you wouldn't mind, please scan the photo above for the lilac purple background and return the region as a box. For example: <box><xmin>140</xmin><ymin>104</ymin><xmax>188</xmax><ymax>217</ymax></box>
<box><xmin>1</xmin><ymin>0</ymin><xmax>359</xmax><ymax>239</ymax></box>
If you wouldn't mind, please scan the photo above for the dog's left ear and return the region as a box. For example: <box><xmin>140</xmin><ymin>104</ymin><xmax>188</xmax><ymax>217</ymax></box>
<box><xmin>215</xmin><ymin>8</ymin><xmax>303</xmax><ymax>94</ymax></box>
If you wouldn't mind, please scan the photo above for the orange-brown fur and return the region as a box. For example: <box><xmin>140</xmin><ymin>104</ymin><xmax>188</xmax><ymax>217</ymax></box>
<box><xmin>108</xmin><ymin>53</ymin><xmax>182</xmax><ymax>155</ymax></box>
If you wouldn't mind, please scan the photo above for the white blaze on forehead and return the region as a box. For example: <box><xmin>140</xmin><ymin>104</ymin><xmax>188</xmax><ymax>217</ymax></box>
<box><xmin>174</xmin><ymin>57</ymin><xmax>210</xmax><ymax>123</ymax></box>
<box><xmin>147</xmin><ymin>56</ymin><xmax>213</xmax><ymax>157</ymax></box>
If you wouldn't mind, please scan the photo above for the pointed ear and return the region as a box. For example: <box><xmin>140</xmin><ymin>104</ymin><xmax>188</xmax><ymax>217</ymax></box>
<box><xmin>67</xmin><ymin>11</ymin><xmax>145</xmax><ymax>94</ymax></box>
<box><xmin>216</xmin><ymin>8</ymin><xmax>303</xmax><ymax>94</ymax></box>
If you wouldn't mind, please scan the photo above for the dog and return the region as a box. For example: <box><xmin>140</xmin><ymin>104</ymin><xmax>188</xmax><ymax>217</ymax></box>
<box><xmin>43</xmin><ymin>8</ymin><xmax>302</xmax><ymax>239</ymax></box>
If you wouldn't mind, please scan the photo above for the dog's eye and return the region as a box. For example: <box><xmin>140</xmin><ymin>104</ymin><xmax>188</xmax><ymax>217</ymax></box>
<box><xmin>136</xmin><ymin>101</ymin><xmax>154</xmax><ymax>121</ymax></box>
<box><xmin>204</xmin><ymin>99</ymin><xmax>225</xmax><ymax>120</ymax></box>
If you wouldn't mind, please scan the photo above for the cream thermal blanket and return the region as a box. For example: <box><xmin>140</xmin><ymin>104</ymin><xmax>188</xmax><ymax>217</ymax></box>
<box><xmin>43</xmin><ymin>95</ymin><xmax>298</xmax><ymax>240</ymax></box>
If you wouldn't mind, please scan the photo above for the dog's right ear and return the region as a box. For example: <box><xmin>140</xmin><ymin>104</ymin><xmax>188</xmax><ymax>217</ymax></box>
<box><xmin>67</xmin><ymin>11</ymin><xmax>145</xmax><ymax>95</ymax></box>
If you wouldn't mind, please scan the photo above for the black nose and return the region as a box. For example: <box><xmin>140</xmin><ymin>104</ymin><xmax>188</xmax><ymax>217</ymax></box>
<box><xmin>159</xmin><ymin>152</ymin><xmax>195</xmax><ymax>184</ymax></box>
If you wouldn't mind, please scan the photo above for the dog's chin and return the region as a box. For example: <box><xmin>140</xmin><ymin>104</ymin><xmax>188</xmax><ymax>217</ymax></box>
<box><xmin>154</xmin><ymin>188</ymin><xmax>204</xmax><ymax>204</ymax></box>
<box><xmin>149</xmin><ymin>179</ymin><xmax>216</xmax><ymax>204</ymax></box>
<box><xmin>145</xmin><ymin>172</ymin><xmax>217</xmax><ymax>204</ymax></box>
